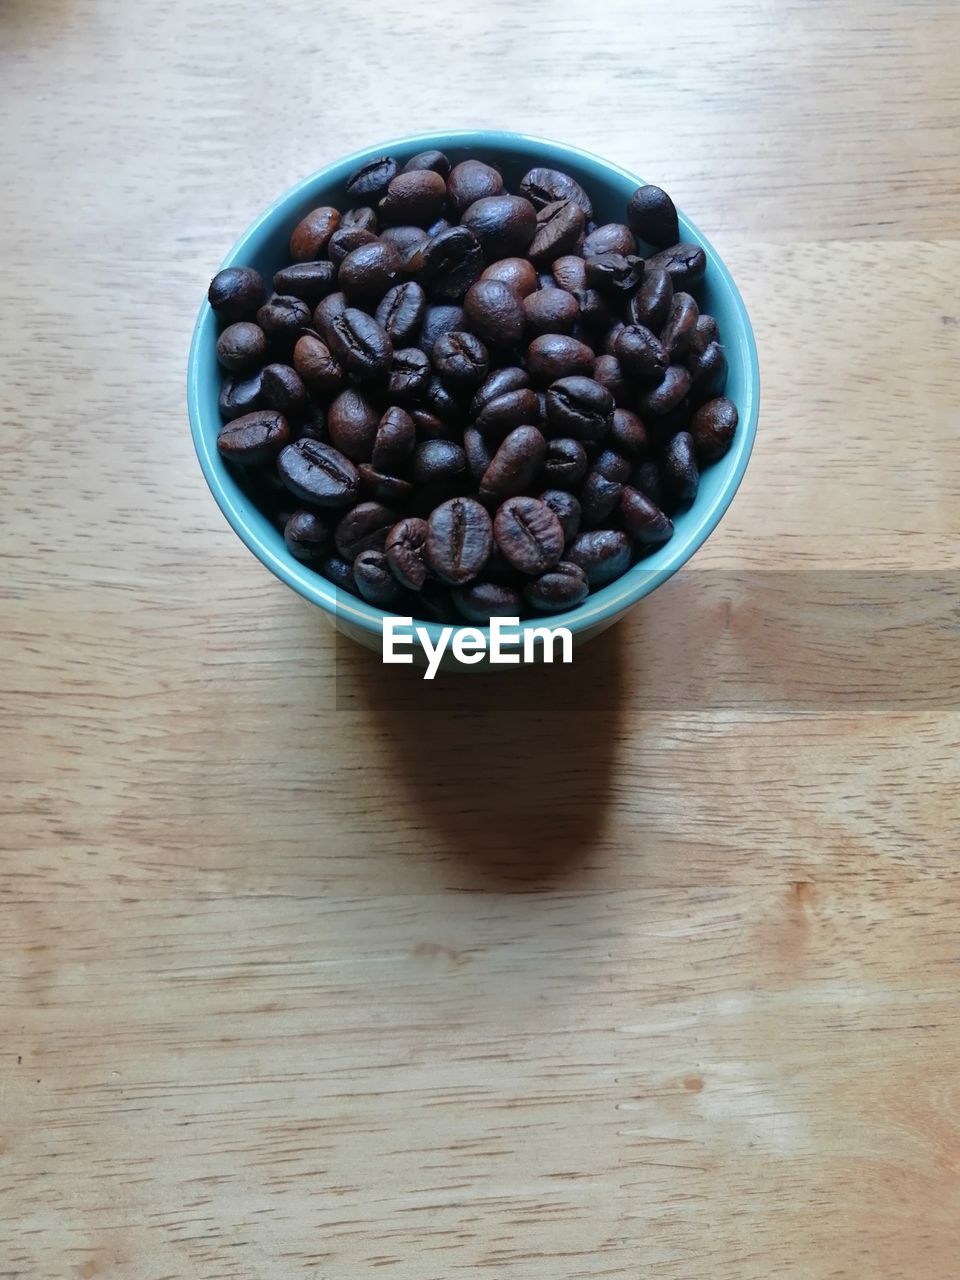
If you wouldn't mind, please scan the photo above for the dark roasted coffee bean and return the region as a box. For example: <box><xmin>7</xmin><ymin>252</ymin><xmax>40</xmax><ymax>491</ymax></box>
<box><xmin>453</xmin><ymin>581</ymin><xmax>523</xmax><ymax>623</ymax></box>
<box><xmin>273</xmin><ymin>261</ymin><xmax>338</xmax><ymax>305</ymax></box>
<box><xmin>494</xmin><ymin>496</ymin><xmax>564</xmax><ymax>575</ymax></box>
<box><xmin>551</xmin><ymin>255</ymin><xmax>588</xmax><ymax>292</ymax></box>
<box><xmin>289</xmin><ymin>206</ymin><xmax>341</xmax><ymax>261</ymax></box>
<box><xmin>480</xmin><ymin>426</ymin><xmax>547</xmax><ymax>501</ymax></box>
<box><xmin>353</xmin><ymin>549</ymin><xmax>403</xmax><ymax>607</ymax></box>
<box><xmin>545</xmin><ymin>375</ymin><xmax>613</xmax><ymax>440</ymax></box>
<box><xmin>322</xmin><ymin>553</ymin><xmax>360</xmax><ymax>596</ymax></box>
<box><xmin>342</xmin><ymin>206</ymin><xmax>378</xmax><ymax>233</ymax></box>
<box><xmin>411</xmin><ymin>409</ymin><xmax>444</xmax><ymax>440</ymax></box>
<box><xmin>470</xmin><ymin>366</ymin><xmax>530</xmax><ymax>416</ymax></box>
<box><xmin>258</xmin><ymin>295</ymin><xmax>312</xmax><ymax>342</ymax></box>
<box><xmin>574</xmin><ymin>288</ymin><xmax>612</xmax><ymax>334</ymax></box>
<box><xmin>359</xmin><ymin>464</ymin><xmax>413</xmax><ymax>506</ymax></box>
<box><xmin>325</xmin><ymin>307</ymin><xmax>392</xmax><ymax>381</ymax></box>
<box><xmin>418</xmin><ymin>304</ymin><xmax>466</xmax><ymax>356</ymax></box>
<box><xmin>539</xmin><ymin>488</ymin><xmax>582</xmax><ymax>542</ymax></box>
<box><xmin>584</xmin><ymin>253</ymin><xmax>644</xmax><ymax>294</ymax></box>
<box><xmin>583</xmin><ymin>223</ymin><xmax>637</xmax><ymax>258</ymax></box>
<box><xmin>628</xmin><ymin>268</ymin><xmax>674</xmax><ymax>331</ymax></box>
<box><xmin>216</xmin><ymin>321</ymin><xmax>266</xmax><ymax>373</ymax></box>
<box><xmin>385</xmin><ymin>517</ymin><xmax>429</xmax><ymax>589</ymax></box>
<box><xmin>327</xmin><ymin>388</ymin><xmax>380</xmax><ymax>461</ymax></box>
<box><xmin>413</xmin><ymin>439</ymin><xmax>467</xmax><ymax>488</ymax></box>
<box><xmin>378</xmin><ymin>170</ymin><xmax>447</xmax><ymax>227</ymax></box>
<box><xmin>475</xmin><ymin>388</ymin><xmax>541</xmax><ymax>441</ymax></box>
<box><xmin>543</xmin><ymin>437</ymin><xmax>588</xmax><ymax>490</ymax></box>
<box><xmin>619</xmin><ymin>486</ymin><xmax>674</xmax><ymax>545</ymax></box>
<box><xmin>627</xmin><ymin>184</ymin><xmax>679</xmax><ymax>248</ymax></box>
<box><xmin>284</xmin><ymin>510</ymin><xmax>330</xmax><ymax>564</ymax></box>
<box><xmin>567</xmin><ymin>529</ymin><xmax>631</xmax><ymax>586</ymax></box>
<box><xmin>580</xmin><ymin>469</ymin><xmax>623</xmax><ymax>528</ymax></box>
<box><xmin>217</xmin><ymin>410</ymin><xmax>290</xmax><ymax>465</ymax></box>
<box><xmin>616</xmin><ymin>325</ymin><xmax>668</xmax><ymax>382</ymax></box>
<box><xmin>660</xmin><ymin>292</ymin><xmax>699</xmax><ymax>359</ymax></box>
<box><xmin>208</xmin><ymin>267</ymin><xmax>266</xmax><ymax>322</ymax></box>
<box><xmin>313</xmin><ymin>291</ymin><xmax>347</xmax><ymax>335</ymax></box>
<box><xmin>522</xmin><ymin>287</ymin><xmax>579</xmax><ymax>337</ymax></box>
<box><xmin>426</xmin><ymin>496</ymin><xmax>493</xmax><ymax>585</ymax></box>
<box><xmin>609</xmin><ymin>407</ymin><xmax>649</xmax><ymax>458</ymax></box>
<box><xmin>379</xmin><ymin>224</ymin><xmax>429</xmax><ymax>256</ymax></box>
<box><xmin>408</xmin><ymin>226</ymin><xmax>484</xmax><ymax>301</ymax></box>
<box><xmin>335</xmin><ymin>501</ymin><xmax>398</xmax><ymax>560</ymax></box>
<box><xmin>278</xmin><ymin>439</ymin><xmax>360</xmax><ymax>508</ymax></box>
<box><xmin>528</xmin><ymin>199</ymin><xmax>586</xmax><ymax>266</ymax></box>
<box><xmin>219</xmin><ymin>371</ymin><xmax>264</xmax><ymax>421</ymax></box>
<box><xmin>525</xmin><ymin>561</ymin><xmax>589</xmax><ymax>612</ymax></box>
<box><xmin>526</xmin><ymin>334</ymin><xmax>596</xmax><ymax>386</ymax></box>
<box><xmin>346</xmin><ymin>155</ymin><xmax>398</xmax><ymax>199</ymax></box>
<box><xmin>402</xmin><ymin>148</ymin><xmax>451</xmax><ymax>178</ymax></box>
<box><xmin>689</xmin><ymin>313</ymin><xmax>719</xmax><ymax>356</ymax></box>
<box><xmin>462</xmin><ymin>195</ymin><xmax>538</xmax><ymax>260</ymax></box>
<box><xmin>601</xmin><ymin>321</ymin><xmax>626</xmax><ymax>357</ymax></box>
<box><xmin>644</xmin><ymin>242</ymin><xmax>707</xmax><ymax>286</ymax></box>
<box><xmin>338</xmin><ymin>241</ymin><xmax>402</xmax><ymax>306</ymax></box>
<box><xmin>638</xmin><ymin>365</ymin><xmax>692</xmax><ymax>417</ymax></box>
<box><xmin>520</xmin><ymin>167</ymin><xmax>593</xmax><ymax>220</ymax></box>
<box><xmin>372</xmin><ymin>406</ymin><xmax>416</xmax><ymax>470</ymax></box>
<box><xmin>480</xmin><ymin>256</ymin><xmax>539</xmax><ymax>298</ymax></box>
<box><xmin>431</xmin><ymin>331</ymin><xmax>489</xmax><ymax>389</ymax></box>
<box><xmin>388</xmin><ymin>347</ymin><xmax>431</xmax><ymax>404</ymax></box>
<box><xmin>463</xmin><ymin>427</ymin><xmax>493</xmax><ymax>482</ymax></box>
<box><xmin>427</xmin><ymin>216</ymin><xmax>452</xmax><ymax>239</ymax></box>
<box><xmin>661</xmin><ymin>431</ymin><xmax>699</xmax><ymax>510</ymax></box>
<box><xmin>632</xmin><ymin>459</ymin><xmax>666</xmax><ymax>508</ymax></box>
<box><xmin>462</xmin><ymin>279</ymin><xmax>525</xmax><ymax>349</ymax></box>
<box><xmin>424</xmin><ymin>376</ymin><xmax>461</xmax><ymax>425</ymax></box>
<box><xmin>293</xmin><ymin>334</ymin><xmax>343</xmax><ymax>395</ymax></box>
<box><xmin>375</xmin><ymin>281</ymin><xmax>426</xmax><ymax>344</ymax></box>
<box><xmin>594</xmin><ymin>449</ymin><xmax>632</xmax><ymax>483</ymax></box>
<box><xmin>691</xmin><ymin>397</ymin><xmax>738</xmax><ymax>462</ymax></box>
<box><xmin>261</xmin><ymin>363</ymin><xmax>308</xmax><ymax>419</ymax></box>
<box><xmin>593</xmin><ymin>354</ymin><xmax>631</xmax><ymax>407</ymax></box>
<box><xmin>328</xmin><ymin>225</ymin><xmax>378</xmax><ymax>268</ymax></box>
<box><xmin>688</xmin><ymin>340</ymin><xmax>727</xmax><ymax>398</ymax></box>
<box><xmin>447</xmin><ymin>159</ymin><xmax>504</xmax><ymax>215</ymax></box>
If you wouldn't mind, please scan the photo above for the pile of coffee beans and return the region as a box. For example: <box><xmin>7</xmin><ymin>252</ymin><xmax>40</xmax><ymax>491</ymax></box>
<box><xmin>208</xmin><ymin>150</ymin><xmax>739</xmax><ymax>622</ymax></box>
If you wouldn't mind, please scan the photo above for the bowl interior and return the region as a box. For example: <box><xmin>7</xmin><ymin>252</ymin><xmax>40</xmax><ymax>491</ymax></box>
<box><xmin>188</xmin><ymin>131</ymin><xmax>759</xmax><ymax>643</ymax></box>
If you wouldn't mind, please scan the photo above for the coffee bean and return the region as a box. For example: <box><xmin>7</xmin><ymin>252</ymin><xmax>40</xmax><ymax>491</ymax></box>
<box><xmin>463</xmin><ymin>279</ymin><xmax>525</xmax><ymax>349</ymax></box>
<box><xmin>461</xmin><ymin>195</ymin><xmax>538</xmax><ymax>260</ymax></box>
<box><xmin>284</xmin><ymin>510</ymin><xmax>330</xmax><ymax>564</ymax></box>
<box><xmin>524</xmin><ymin>561</ymin><xmax>589</xmax><ymax>612</ymax></box>
<box><xmin>480</xmin><ymin>256</ymin><xmax>539</xmax><ymax>298</ymax></box>
<box><xmin>661</xmin><ymin>431</ymin><xmax>699</xmax><ymax>509</ymax></box>
<box><xmin>688</xmin><ymin>340</ymin><xmax>727</xmax><ymax>398</ymax></box>
<box><xmin>475</xmin><ymin>388</ymin><xmax>541</xmax><ymax>441</ymax></box>
<box><xmin>594</xmin><ymin>449</ymin><xmax>632</xmax><ymax>483</ymax></box>
<box><xmin>388</xmin><ymin>347</ymin><xmax>431</xmax><ymax>404</ymax></box>
<box><xmin>261</xmin><ymin>363</ymin><xmax>308</xmax><ymax>419</ymax></box>
<box><xmin>551</xmin><ymin>255</ymin><xmax>587</xmax><ymax>292</ymax></box>
<box><xmin>580</xmin><ymin>469</ymin><xmax>623</xmax><ymax>528</ymax></box>
<box><xmin>426</xmin><ymin>496</ymin><xmax>493</xmax><ymax>584</ymax></box>
<box><xmin>644</xmin><ymin>242</ymin><xmax>707</xmax><ymax>286</ymax></box>
<box><xmin>411</xmin><ymin>409</ymin><xmax>444</xmax><ymax>440</ymax></box>
<box><xmin>470</xmin><ymin>367</ymin><xmax>531</xmax><ymax>416</ymax></box>
<box><xmin>574</xmin><ymin>288</ymin><xmax>612</xmax><ymax>334</ymax></box>
<box><xmin>335</xmin><ymin>501</ymin><xmax>398</xmax><ymax>560</ymax></box>
<box><xmin>386</xmin><ymin>517</ymin><xmax>429</xmax><ymax>589</ymax></box>
<box><xmin>480</xmin><ymin>426</ymin><xmax>547</xmax><ymax>501</ymax></box>
<box><xmin>289</xmin><ymin>206</ymin><xmax>341</xmax><ymax>261</ymax></box>
<box><xmin>327</xmin><ymin>388</ymin><xmax>380</xmax><ymax>461</ymax></box>
<box><xmin>354</xmin><ymin>548</ymin><xmax>403</xmax><ymax>607</ymax></box>
<box><xmin>528</xmin><ymin>199</ymin><xmax>585</xmax><ymax>266</ymax></box>
<box><xmin>345</xmin><ymin>155</ymin><xmax>398</xmax><ymax>199</ymax></box>
<box><xmin>371</xmin><ymin>406</ymin><xmax>416</xmax><ymax>470</ymax></box>
<box><xmin>358</xmin><ymin>464</ymin><xmax>413</xmax><ymax>506</ymax></box>
<box><xmin>403</xmin><ymin>149</ymin><xmax>451</xmax><ymax>178</ymax></box>
<box><xmin>258</xmin><ymin>295</ymin><xmax>312</xmax><ymax>343</ymax></box>
<box><xmin>543</xmin><ymin>437</ymin><xmax>588</xmax><ymax>490</ymax></box>
<box><xmin>338</xmin><ymin>241</ymin><xmax>402</xmax><ymax>306</ymax></box>
<box><xmin>522</xmin><ymin>287</ymin><xmax>579</xmax><ymax>337</ymax></box>
<box><xmin>424</xmin><ymin>376</ymin><xmax>462</xmax><ymax>425</ymax></box>
<box><xmin>374</xmin><ymin>281</ymin><xmax>426</xmax><ymax>344</ymax></box>
<box><xmin>494</xmin><ymin>496</ymin><xmax>564</xmax><ymax>574</ymax></box>
<box><xmin>313</xmin><ymin>291</ymin><xmax>347</xmax><ymax>334</ymax></box>
<box><xmin>379</xmin><ymin>224</ymin><xmax>429</xmax><ymax>256</ymax></box>
<box><xmin>464</xmin><ymin>427</ymin><xmax>493</xmax><ymax>482</ymax></box>
<box><xmin>615</xmin><ymin>325</ymin><xmax>668</xmax><ymax>382</ymax></box>
<box><xmin>342</xmin><ymin>206</ymin><xmax>378</xmax><ymax>233</ymax></box>
<box><xmin>608</xmin><ymin>407</ymin><xmax>649</xmax><ymax>458</ymax></box>
<box><xmin>413</xmin><ymin>439</ymin><xmax>467</xmax><ymax>489</ymax></box>
<box><xmin>627</xmin><ymin>185</ymin><xmax>679</xmax><ymax>248</ymax></box>
<box><xmin>293</xmin><ymin>334</ymin><xmax>343</xmax><ymax>395</ymax></box>
<box><xmin>447</xmin><ymin>159</ymin><xmax>504</xmax><ymax>214</ymax></box>
<box><xmin>219</xmin><ymin>371</ymin><xmax>264</xmax><ymax>421</ymax></box>
<box><xmin>632</xmin><ymin>459</ymin><xmax>666</xmax><ymax>508</ymax></box>
<box><xmin>431</xmin><ymin>331</ymin><xmax>490</xmax><ymax>389</ymax></box>
<box><xmin>520</xmin><ymin>167</ymin><xmax>593</xmax><ymax>220</ymax></box>
<box><xmin>689</xmin><ymin>313</ymin><xmax>719</xmax><ymax>356</ymax></box>
<box><xmin>408</xmin><ymin>226</ymin><xmax>484</xmax><ymax>301</ymax></box>
<box><xmin>593</xmin><ymin>354</ymin><xmax>631</xmax><ymax>407</ymax></box>
<box><xmin>584</xmin><ymin>253</ymin><xmax>644</xmax><ymax>295</ymax></box>
<box><xmin>545</xmin><ymin>375</ymin><xmax>613</xmax><ymax>440</ymax></box>
<box><xmin>328</xmin><ymin>225</ymin><xmax>378</xmax><ymax>268</ymax></box>
<box><xmin>278</xmin><ymin>439</ymin><xmax>360</xmax><ymax>508</ymax></box>
<box><xmin>216</xmin><ymin>321</ymin><xmax>266</xmax><ymax>373</ymax></box>
<box><xmin>619</xmin><ymin>486</ymin><xmax>674</xmax><ymax>545</ymax></box>
<box><xmin>418</xmin><ymin>304</ymin><xmax>466</xmax><ymax>355</ymax></box>
<box><xmin>660</xmin><ymin>292</ymin><xmax>699</xmax><ymax>359</ymax></box>
<box><xmin>208</xmin><ymin>267</ymin><xmax>266</xmax><ymax>322</ymax></box>
<box><xmin>321</xmin><ymin>553</ymin><xmax>360</xmax><ymax>596</ymax></box>
<box><xmin>379</xmin><ymin>170</ymin><xmax>447</xmax><ymax>227</ymax></box>
<box><xmin>217</xmin><ymin>410</ymin><xmax>290</xmax><ymax>465</ymax></box>
<box><xmin>637</xmin><ymin>364</ymin><xmax>692</xmax><ymax>417</ymax></box>
<box><xmin>453</xmin><ymin>580</ymin><xmax>523</xmax><ymax>622</ymax></box>
<box><xmin>691</xmin><ymin>397</ymin><xmax>738</xmax><ymax>462</ymax></box>
<box><xmin>325</xmin><ymin>307</ymin><xmax>393</xmax><ymax>381</ymax></box>
<box><xmin>273</xmin><ymin>261</ymin><xmax>338</xmax><ymax>305</ymax></box>
<box><xmin>628</xmin><ymin>268</ymin><xmax>673</xmax><ymax>331</ymax></box>
<box><xmin>582</xmin><ymin>223</ymin><xmax>637</xmax><ymax>258</ymax></box>
<box><xmin>567</xmin><ymin>529</ymin><xmax>631</xmax><ymax>586</ymax></box>
<box><xmin>539</xmin><ymin>488</ymin><xmax>581</xmax><ymax>542</ymax></box>
<box><xmin>526</xmin><ymin>334</ymin><xmax>596</xmax><ymax>386</ymax></box>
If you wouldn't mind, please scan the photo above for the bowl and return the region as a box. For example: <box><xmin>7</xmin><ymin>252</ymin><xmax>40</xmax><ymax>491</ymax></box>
<box><xmin>188</xmin><ymin>130</ymin><xmax>759</xmax><ymax>666</ymax></box>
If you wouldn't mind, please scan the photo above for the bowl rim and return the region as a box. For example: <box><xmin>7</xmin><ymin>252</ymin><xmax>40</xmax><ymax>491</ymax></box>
<box><xmin>188</xmin><ymin>128</ymin><xmax>760</xmax><ymax>642</ymax></box>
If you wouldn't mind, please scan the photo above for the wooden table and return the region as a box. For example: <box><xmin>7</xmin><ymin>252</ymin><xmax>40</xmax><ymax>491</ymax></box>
<box><xmin>3</xmin><ymin>2</ymin><xmax>959</xmax><ymax>1276</ymax></box>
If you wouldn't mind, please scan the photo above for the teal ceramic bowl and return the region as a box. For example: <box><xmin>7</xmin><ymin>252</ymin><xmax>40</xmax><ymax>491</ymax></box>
<box><xmin>188</xmin><ymin>130</ymin><xmax>759</xmax><ymax>660</ymax></box>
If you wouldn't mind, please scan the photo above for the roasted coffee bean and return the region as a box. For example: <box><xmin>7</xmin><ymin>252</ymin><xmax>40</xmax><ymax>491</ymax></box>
<box><xmin>354</xmin><ymin>548</ymin><xmax>403</xmax><ymax>607</ymax></box>
<box><xmin>378</xmin><ymin>170</ymin><xmax>447</xmax><ymax>227</ymax></box>
<box><xmin>545</xmin><ymin>375</ymin><xmax>613</xmax><ymax>440</ymax></box>
<box><xmin>584</xmin><ymin>253</ymin><xmax>644</xmax><ymax>294</ymax></box>
<box><xmin>528</xmin><ymin>199</ymin><xmax>585</xmax><ymax>266</ymax></box>
<box><xmin>582</xmin><ymin>223</ymin><xmax>637</xmax><ymax>258</ymax></box>
<box><xmin>525</xmin><ymin>561</ymin><xmax>589</xmax><ymax>612</ymax></box>
<box><xmin>321</xmin><ymin>553</ymin><xmax>360</xmax><ymax>596</ymax></box>
<box><xmin>345</xmin><ymin>155</ymin><xmax>398</xmax><ymax>199</ymax></box>
<box><xmin>602</xmin><ymin>321</ymin><xmax>627</xmax><ymax>357</ymax></box>
<box><xmin>328</xmin><ymin>225</ymin><xmax>378</xmax><ymax>268</ymax></box>
<box><xmin>217</xmin><ymin>410</ymin><xmax>290</xmax><ymax>465</ymax></box>
<box><xmin>375</xmin><ymin>281</ymin><xmax>426</xmax><ymax>344</ymax></box>
<box><xmin>342</xmin><ymin>206</ymin><xmax>378</xmax><ymax>233</ymax></box>
<box><xmin>552</xmin><ymin>255</ymin><xmax>588</xmax><ymax>292</ymax></box>
<box><xmin>372</xmin><ymin>406</ymin><xmax>416</xmax><ymax>470</ymax></box>
<box><xmin>494</xmin><ymin>496</ymin><xmax>564</xmax><ymax>575</ymax></box>
<box><xmin>278</xmin><ymin>439</ymin><xmax>360</xmax><ymax>508</ymax></box>
<box><xmin>284</xmin><ymin>510</ymin><xmax>330</xmax><ymax>564</ymax></box>
<box><xmin>261</xmin><ymin>363</ymin><xmax>308</xmax><ymax>419</ymax></box>
<box><xmin>520</xmin><ymin>167</ymin><xmax>593</xmax><ymax>220</ymax></box>
<box><xmin>418</xmin><ymin>303</ymin><xmax>466</xmax><ymax>355</ymax></box>
<box><xmin>688</xmin><ymin>340</ymin><xmax>727</xmax><ymax>398</ymax></box>
<box><xmin>359</xmin><ymin>464</ymin><xmax>413</xmax><ymax>506</ymax></box>
<box><xmin>337</xmin><ymin>241</ymin><xmax>402</xmax><ymax>306</ymax></box>
<box><xmin>325</xmin><ymin>307</ymin><xmax>392</xmax><ymax>381</ymax></box>
<box><xmin>335</xmin><ymin>501</ymin><xmax>398</xmax><ymax>560</ymax></box>
<box><xmin>293</xmin><ymin>334</ymin><xmax>343</xmax><ymax>395</ymax></box>
<box><xmin>426</xmin><ymin>496</ymin><xmax>493</xmax><ymax>584</ymax></box>
<box><xmin>543</xmin><ymin>437</ymin><xmax>588</xmax><ymax>490</ymax></box>
<box><xmin>526</xmin><ymin>334</ymin><xmax>596</xmax><ymax>386</ymax></box>
<box><xmin>632</xmin><ymin>459</ymin><xmax>666</xmax><ymax>508</ymax></box>
<box><xmin>463</xmin><ymin>279</ymin><xmax>525</xmax><ymax>349</ymax></box>
<box><xmin>689</xmin><ymin>313</ymin><xmax>719</xmax><ymax>356</ymax></box>
<box><xmin>480</xmin><ymin>256</ymin><xmax>539</xmax><ymax>298</ymax></box>
<box><xmin>594</xmin><ymin>449</ymin><xmax>632</xmax><ymax>483</ymax></box>
<box><xmin>463</xmin><ymin>427</ymin><xmax>493</xmax><ymax>482</ymax></box>
<box><xmin>540</xmin><ymin>488</ymin><xmax>582</xmax><ymax>542</ymax></box>
<box><xmin>379</xmin><ymin>224</ymin><xmax>429</xmax><ymax>256</ymax></box>
<box><xmin>660</xmin><ymin>292</ymin><xmax>699</xmax><ymax>359</ymax></box>
<box><xmin>447</xmin><ymin>159</ymin><xmax>504</xmax><ymax>215</ymax></box>
<box><xmin>580</xmin><ymin>469</ymin><xmax>624</xmax><ymax>527</ymax></box>
<box><xmin>461</xmin><ymin>195</ymin><xmax>538</xmax><ymax>260</ymax></box>
<box><xmin>431</xmin><ymin>331</ymin><xmax>489</xmax><ymax>389</ymax></box>
<box><xmin>644</xmin><ymin>242</ymin><xmax>707</xmax><ymax>286</ymax></box>
<box><xmin>608</xmin><ymin>407</ymin><xmax>649</xmax><ymax>458</ymax></box>
<box><xmin>273</xmin><ymin>261</ymin><xmax>338</xmax><ymax>305</ymax></box>
<box><xmin>661</xmin><ymin>431</ymin><xmax>699</xmax><ymax>510</ymax></box>
<box><xmin>470</xmin><ymin>366</ymin><xmax>531</xmax><ymax>416</ymax></box>
<box><xmin>453</xmin><ymin>580</ymin><xmax>524</xmax><ymax>623</ymax></box>
<box><xmin>480</xmin><ymin>426</ymin><xmax>547</xmax><ymax>501</ymax></box>
<box><xmin>627</xmin><ymin>184</ymin><xmax>679</xmax><ymax>248</ymax></box>
<box><xmin>691</xmin><ymin>397</ymin><xmax>738</xmax><ymax>462</ymax></box>
<box><xmin>637</xmin><ymin>364</ymin><xmax>692</xmax><ymax>417</ymax></box>
<box><xmin>567</xmin><ymin>529</ymin><xmax>631</xmax><ymax>586</ymax></box>
<box><xmin>574</xmin><ymin>288</ymin><xmax>612</xmax><ymax>334</ymax></box>
<box><xmin>388</xmin><ymin>346</ymin><xmax>431</xmax><ymax>404</ymax></box>
<box><xmin>475</xmin><ymin>388</ymin><xmax>541</xmax><ymax>441</ymax></box>
<box><xmin>258</xmin><ymin>295</ymin><xmax>312</xmax><ymax>342</ymax></box>
<box><xmin>408</xmin><ymin>225</ymin><xmax>484</xmax><ymax>301</ymax></box>
<box><xmin>615</xmin><ymin>325</ymin><xmax>669</xmax><ymax>382</ymax></box>
<box><xmin>522</xmin><ymin>287</ymin><xmax>579</xmax><ymax>336</ymax></box>
<box><xmin>411</xmin><ymin>409</ymin><xmax>444</xmax><ymax>440</ymax></box>
<box><xmin>216</xmin><ymin>321</ymin><xmax>266</xmax><ymax>373</ymax></box>
<box><xmin>402</xmin><ymin>148</ymin><xmax>452</xmax><ymax>178</ymax></box>
<box><xmin>619</xmin><ymin>486</ymin><xmax>673</xmax><ymax>545</ymax></box>
<box><xmin>385</xmin><ymin>517</ymin><xmax>429</xmax><ymax>589</ymax></box>
<box><xmin>593</xmin><ymin>354</ymin><xmax>631</xmax><ymax>407</ymax></box>
<box><xmin>628</xmin><ymin>268</ymin><xmax>673</xmax><ymax>331</ymax></box>
<box><xmin>208</xmin><ymin>267</ymin><xmax>266</xmax><ymax>322</ymax></box>
<box><xmin>219</xmin><ymin>371</ymin><xmax>264</xmax><ymax>421</ymax></box>
<box><xmin>424</xmin><ymin>376</ymin><xmax>462</xmax><ymax>425</ymax></box>
<box><xmin>289</xmin><ymin>206</ymin><xmax>341</xmax><ymax>261</ymax></box>
<box><xmin>327</xmin><ymin>388</ymin><xmax>380</xmax><ymax>461</ymax></box>
<box><xmin>313</xmin><ymin>291</ymin><xmax>347</xmax><ymax>334</ymax></box>
<box><xmin>413</xmin><ymin>439</ymin><xmax>467</xmax><ymax>489</ymax></box>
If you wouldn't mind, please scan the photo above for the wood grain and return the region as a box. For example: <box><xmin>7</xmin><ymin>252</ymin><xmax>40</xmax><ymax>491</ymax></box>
<box><xmin>2</xmin><ymin>1</ymin><xmax>959</xmax><ymax>1276</ymax></box>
